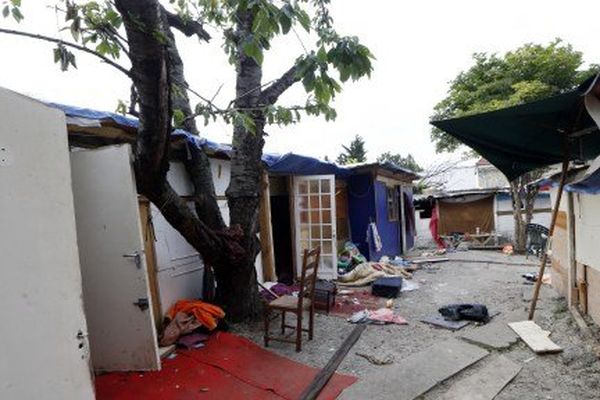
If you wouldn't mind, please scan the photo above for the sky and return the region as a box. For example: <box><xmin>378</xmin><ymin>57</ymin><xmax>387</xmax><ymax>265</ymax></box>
<box><xmin>1</xmin><ymin>0</ymin><xmax>600</xmax><ymax>169</ymax></box>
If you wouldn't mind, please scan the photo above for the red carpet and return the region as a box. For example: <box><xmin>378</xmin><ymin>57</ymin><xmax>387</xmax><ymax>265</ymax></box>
<box><xmin>329</xmin><ymin>288</ymin><xmax>384</xmax><ymax>318</ymax></box>
<box><xmin>95</xmin><ymin>332</ymin><xmax>357</xmax><ymax>400</ymax></box>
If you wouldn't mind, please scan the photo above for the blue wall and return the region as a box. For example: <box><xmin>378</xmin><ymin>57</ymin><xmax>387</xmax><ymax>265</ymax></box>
<box><xmin>371</xmin><ymin>181</ymin><xmax>401</xmax><ymax>260</ymax></box>
<box><xmin>347</xmin><ymin>174</ymin><xmax>375</xmax><ymax>259</ymax></box>
<box><xmin>347</xmin><ymin>174</ymin><xmax>403</xmax><ymax>261</ymax></box>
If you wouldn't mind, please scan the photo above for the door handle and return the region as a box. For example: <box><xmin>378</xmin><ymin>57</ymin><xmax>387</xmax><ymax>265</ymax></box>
<box><xmin>133</xmin><ymin>298</ymin><xmax>150</xmax><ymax>311</ymax></box>
<box><xmin>123</xmin><ymin>251</ymin><xmax>142</xmax><ymax>269</ymax></box>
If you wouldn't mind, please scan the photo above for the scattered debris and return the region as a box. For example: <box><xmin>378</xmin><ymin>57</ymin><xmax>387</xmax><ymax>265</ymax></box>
<box><xmin>409</xmin><ymin>256</ymin><xmax>450</xmax><ymax>265</ymax></box>
<box><xmin>420</xmin><ymin>315</ymin><xmax>471</xmax><ymax>331</ymax></box>
<box><xmin>338</xmin><ymin>261</ymin><xmax>412</xmax><ymax>287</ymax></box>
<box><xmin>400</xmin><ymin>280</ymin><xmax>420</xmax><ymax>292</ymax></box>
<box><xmin>372</xmin><ymin>277</ymin><xmax>403</xmax><ymax>298</ymax></box>
<box><xmin>439</xmin><ymin>303</ymin><xmax>490</xmax><ymax>323</ymax></box>
<box><xmin>502</xmin><ymin>244</ymin><xmax>514</xmax><ymax>255</ymax></box>
<box><xmin>508</xmin><ymin>320</ymin><xmax>563</xmax><ymax>354</ymax></box>
<box><xmin>347</xmin><ymin>308</ymin><xmax>408</xmax><ymax>325</ymax></box>
<box><xmin>299</xmin><ymin>325</ymin><xmax>367</xmax><ymax>400</ymax></box>
<box><xmin>355</xmin><ymin>352</ymin><xmax>394</xmax><ymax>365</ymax></box>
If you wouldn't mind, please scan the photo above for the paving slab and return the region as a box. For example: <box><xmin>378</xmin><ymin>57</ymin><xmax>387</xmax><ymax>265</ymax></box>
<box><xmin>339</xmin><ymin>338</ymin><xmax>489</xmax><ymax>400</ymax></box>
<box><xmin>460</xmin><ymin>321</ymin><xmax>519</xmax><ymax>350</ymax></box>
<box><xmin>439</xmin><ymin>355</ymin><xmax>522</xmax><ymax>400</ymax></box>
<box><xmin>509</xmin><ymin>320</ymin><xmax>563</xmax><ymax>354</ymax></box>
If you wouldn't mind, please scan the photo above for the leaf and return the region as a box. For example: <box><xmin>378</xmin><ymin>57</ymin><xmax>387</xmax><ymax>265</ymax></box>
<box><xmin>173</xmin><ymin>109</ymin><xmax>185</xmax><ymax>127</ymax></box>
<box><xmin>295</xmin><ymin>9</ymin><xmax>310</xmax><ymax>32</ymax></box>
<box><xmin>242</xmin><ymin>40</ymin><xmax>263</xmax><ymax>65</ymax></box>
<box><xmin>11</xmin><ymin>6</ymin><xmax>23</xmax><ymax>22</ymax></box>
<box><xmin>2</xmin><ymin>6</ymin><xmax>9</xmax><ymax>18</ymax></box>
<box><xmin>279</xmin><ymin>13</ymin><xmax>291</xmax><ymax>34</ymax></box>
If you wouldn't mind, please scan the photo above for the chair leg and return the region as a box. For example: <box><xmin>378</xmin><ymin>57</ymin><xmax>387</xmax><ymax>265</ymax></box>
<box><xmin>296</xmin><ymin>311</ymin><xmax>303</xmax><ymax>352</ymax></box>
<box><xmin>281</xmin><ymin>311</ymin><xmax>286</xmax><ymax>334</ymax></box>
<box><xmin>308</xmin><ymin>306</ymin><xmax>314</xmax><ymax>341</ymax></box>
<box><xmin>264</xmin><ymin>307</ymin><xmax>270</xmax><ymax>347</ymax></box>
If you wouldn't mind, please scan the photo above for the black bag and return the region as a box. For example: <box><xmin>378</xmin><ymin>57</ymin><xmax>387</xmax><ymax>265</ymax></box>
<box><xmin>438</xmin><ymin>304</ymin><xmax>489</xmax><ymax>323</ymax></box>
<box><xmin>372</xmin><ymin>277</ymin><xmax>403</xmax><ymax>298</ymax></box>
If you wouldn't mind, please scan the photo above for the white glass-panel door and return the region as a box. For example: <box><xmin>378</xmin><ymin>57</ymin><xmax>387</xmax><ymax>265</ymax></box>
<box><xmin>293</xmin><ymin>175</ymin><xmax>337</xmax><ymax>279</ymax></box>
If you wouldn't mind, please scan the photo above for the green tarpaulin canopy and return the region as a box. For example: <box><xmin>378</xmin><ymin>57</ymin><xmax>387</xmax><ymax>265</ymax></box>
<box><xmin>431</xmin><ymin>74</ymin><xmax>600</xmax><ymax>181</ymax></box>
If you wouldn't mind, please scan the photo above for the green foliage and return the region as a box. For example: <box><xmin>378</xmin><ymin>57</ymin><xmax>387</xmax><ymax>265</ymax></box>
<box><xmin>376</xmin><ymin>152</ymin><xmax>423</xmax><ymax>172</ymax></box>
<box><xmin>53</xmin><ymin>43</ymin><xmax>77</xmax><ymax>71</ymax></box>
<box><xmin>431</xmin><ymin>39</ymin><xmax>599</xmax><ymax>153</ymax></box>
<box><xmin>2</xmin><ymin>0</ymin><xmax>23</xmax><ymax>22</ymax></box>
<box><xmin>337</xmin><ymin>134</ymin><xmax>367</xmax><ymax>164</ymax></box>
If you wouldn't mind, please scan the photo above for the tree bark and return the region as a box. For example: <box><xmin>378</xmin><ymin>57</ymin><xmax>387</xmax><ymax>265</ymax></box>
<box><xmin>115</xmin><ymin>0</ymin><xmax>243</xmax><ymax>290</ymax></box>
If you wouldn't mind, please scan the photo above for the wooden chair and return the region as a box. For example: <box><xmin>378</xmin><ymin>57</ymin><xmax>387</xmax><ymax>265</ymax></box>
<box><xmin>264</xmin><ymin>247</ymin><xmax>321</xmax><ymax>352</ymax></box>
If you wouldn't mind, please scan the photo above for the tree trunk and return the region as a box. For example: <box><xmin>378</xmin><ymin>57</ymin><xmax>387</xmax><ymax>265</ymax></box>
<box><xmin>510</xmin><ymin>180</ymin><xmax>525</xmax><ymax>252</ymax></box>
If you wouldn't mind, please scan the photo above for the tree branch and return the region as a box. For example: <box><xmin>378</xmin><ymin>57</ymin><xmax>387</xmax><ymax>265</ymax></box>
<box><xmin>259</xmin><ymin>65</ymin><xmax>299</xmax><ymax>105</ymax></box>
<box><xmin>162</xmin><ymin>7</ymin><xmax>211</xmax><ymax>42</ymax></box>
<box><xmin>0</xmin><ymin>28</ymin><xmax>131</xmax><ymax>78</ymax></box>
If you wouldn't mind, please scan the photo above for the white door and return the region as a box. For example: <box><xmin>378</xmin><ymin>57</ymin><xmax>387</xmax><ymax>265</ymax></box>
<box><xmin>70</xmin><ymin>144</ymin><xmax>160</xmax><ymax>372</ymax></box>
<box><xmin>0</xmin><ymin>89</ymin><xmax>94</xmax><ymax>399</ymax></box>
<box><xmin>293</xmin><ymin>175</ymin><xmax>337</xmax><ymax>279</ymax></box>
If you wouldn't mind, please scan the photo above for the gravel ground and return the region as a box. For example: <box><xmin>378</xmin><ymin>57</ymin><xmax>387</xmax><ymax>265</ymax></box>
<box><xmin>232</xmin><ymin>250</ymin><xmax>600</xmax><ymax>399</ymax></box>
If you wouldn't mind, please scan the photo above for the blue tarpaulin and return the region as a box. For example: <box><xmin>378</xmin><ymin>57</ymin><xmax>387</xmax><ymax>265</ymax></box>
<box><xmin>49</xmin><ymin>102</ymin><xmax>348</xmax><ymax>176</ymax></box>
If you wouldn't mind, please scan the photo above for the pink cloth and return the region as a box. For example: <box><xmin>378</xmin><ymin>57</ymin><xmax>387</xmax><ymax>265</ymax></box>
<box><xmin>429</xmin><ymin>205</ymin><xmax>446</xmax><ymax>249</ymax></box>
<box><xmin>367</xmin><ymin>308</ymin><xmax>408</xmax><ymax>325</ymax></box>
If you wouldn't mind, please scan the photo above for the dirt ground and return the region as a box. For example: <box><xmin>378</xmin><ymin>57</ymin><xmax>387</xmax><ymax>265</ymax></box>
<box><xmin>233</xmin><ymin>250</ymin><xmax>600</xmax><ymax>399</ymax></box>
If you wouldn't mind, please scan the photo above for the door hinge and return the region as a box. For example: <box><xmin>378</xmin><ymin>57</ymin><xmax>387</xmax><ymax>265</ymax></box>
<box><xmin>123</xmin><ymin>251</ymin><xmax>142</xmax><ymax>269</ymax></box>
<box><xmin>133</xmin><ymin>298</ymin><xmax>150</xmax><ymax>311</ymax></box>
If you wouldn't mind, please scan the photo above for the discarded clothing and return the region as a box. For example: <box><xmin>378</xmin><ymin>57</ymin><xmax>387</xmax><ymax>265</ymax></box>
<box><xmin>259</xmin><ymin>282</ymin><xmax>298</xmax><ymax>301</ymax></box>
<box><xmin>177</xmin><ymin>332</ymin><xmax>210</xmax><ymax>349</ymax></box>
<box><xmin>347</xmin><ymin>308</ymin><xmax>407</xmax><ymax>325</ymax></box>
<box><xmin>438</xmin><ymin>304</ymin><xmax>489</xmax><ymax>323</ymax></box>
<box><xmin>167</xmin><ymin>299</ymin><xmax>225</xmax><ymax>331</ymax></box>
<box><xmin>338</xmin><ymin>262</ymin><xmax>411</xmax><ymax>287</ymax></box>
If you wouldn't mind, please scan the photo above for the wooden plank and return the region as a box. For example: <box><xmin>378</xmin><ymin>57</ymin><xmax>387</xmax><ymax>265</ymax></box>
<box><xmin>439</xmin><ymin>355</ymin><xmax>521</xmax><ymax>400</ymax></box>
<box><xmin>340</xmin><ymin>339</ymin><xmax>488</xmax><ymax>400</ymax></box>
<box><xmin>567</xmin><ymin>192</ymin><xmax>577</xmax><ymax>307</ymax></box>
<box><xmin>508</xmin><ymin>321</ymin><xmax>562</xmax><ymax>354</ymax></box>
<box><xmin>139</xmin><ymin>199</ymin><xmax>162</xmax><ymax>330</ymax></box>
<box><xmin>299</xmin><ymin>324</ymin><xmax>367</xmax><ymax>400</ymax></box>
<box><xmin>410</xmin><ymin>257</ymin><xmax>450</xmax><ymax>264</ymax></box>
<box><xmin>259</xmin><ymin>172</ymin><xmax>276</xmax><ymax>282</ymax></box>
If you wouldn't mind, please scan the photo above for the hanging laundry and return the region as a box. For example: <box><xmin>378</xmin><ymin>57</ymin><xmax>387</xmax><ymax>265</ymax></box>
<box><xmin>366</xmin><ymin>222</ymin><xmax>383</xmax><ymax>252</ymax></box>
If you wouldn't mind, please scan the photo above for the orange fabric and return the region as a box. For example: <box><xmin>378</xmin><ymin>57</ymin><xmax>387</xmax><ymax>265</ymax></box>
<box><xmin>166</xmin><ymin>299</ymin><xmax>225</xmax><ymax>331</ymax></box>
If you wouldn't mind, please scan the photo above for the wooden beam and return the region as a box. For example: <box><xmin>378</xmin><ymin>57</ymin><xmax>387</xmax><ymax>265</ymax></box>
<box><xmin>529</xmin><ymin>151</ymin><xmax>569</xmax><ymax>320</ymax></box>
<box><xmin>299</xmin><ymin>324</ymin><xmax>367</xmax><ymax>400</ymax></box>
<box><xmin>259</xmin><ymin>172</ymin><xmax>276</xmax><ymax>282</ymax></box>
<box><xmin>567</xmin><ymin>192</ymin><xmax>577</xmax><ymax>307</ymax></box>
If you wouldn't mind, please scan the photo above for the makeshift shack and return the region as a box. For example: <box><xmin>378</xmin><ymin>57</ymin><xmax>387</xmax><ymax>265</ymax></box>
<box><xmin>346</xmin><ymin>162</ymin><xmax>418</xmax><ymax>260</ymax></box>
<box><xmin>414</xmin><ymin>189</ymin><xmax>551</xmax><ymax>247</ymax></box>
<box><xmin>431</xmin><ymin>72</ymin><xmax>600</xmax><ymax>321</ymax></box>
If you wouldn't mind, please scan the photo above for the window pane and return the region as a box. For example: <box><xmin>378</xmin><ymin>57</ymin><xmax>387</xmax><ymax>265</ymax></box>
<box><xmin>322</xmin><ymin>224</ymin><xmax>332</xmax><ymax>238</ymax></box>
<box><xmin>322</xmin><ymin>210</ymin><xmax>332</xmax><ymax>224</ymax></box>
<box><xmin>321</xmin><ymin>179</ymin><xmax>331</xmax><ymax>192</ymax></box>
<box><xmin>300</xmin><ymin>240</ymin><xmax>309</xmax><ymax>251</ymax></box>
<box><xmin>300</xmin><ymin>226</ymin><xmax>309</xmax><ymax>240</ymax></box>
<box><xmin>322</xmin><ymin>240</ymin><xmax>332</xmax><ymax>254</ymax></box>
<box><xmin>300</xmin><ymin>211</ymin><xmax>309</xmax><ymax>223</ymax></box>
<box><xmin>322</xmin><ymin>194</ymin><xmax>331</xmax><ymax>208</ymax></box>
<box><xmin>310</xmin><ymin>195</ymin><xmax>320</xmax><ymax>208</ymax></box>
<box><xmin>310</xmin><ymin>210</ymin><xmax>321</xmax><ymax>223</ymax></box>
<box><xmin>298</xmin><ymin>181</ymin><xmax>308</xmax><ymax>194</ymax></box>
<box><xmin>309</xmin><ymin>180</ymin><xmax>319</xmax><ymax>193</ymax></box>
<box><xmin>298</xmin><ymin>196</ymin><xmax>308</xmax><ymax>209</ymax></box>
<box><xmin>311</xmin><ymin>225</ymin><xmax>321</xmax><ymax>239</ymax></box>
<box><xmin>310</xmin><ymin>240</ymin><xmax>321</xmax><ymax>250</ymax></box>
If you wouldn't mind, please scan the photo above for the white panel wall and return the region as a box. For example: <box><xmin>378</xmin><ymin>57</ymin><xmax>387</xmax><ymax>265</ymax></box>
<box><xmin>574</xmin><ymin>193</ymin><xmax>600</xmax><ymax>269</ymax></box>
<box><xmin>155</xmin><ymin>158</ymin><xmax>264</xmax><ymax>311</ymax></box>
<box><xmin>0</xmin><ymin>89</ymin><xmax>94</xmax><ymax>399</ymax></box>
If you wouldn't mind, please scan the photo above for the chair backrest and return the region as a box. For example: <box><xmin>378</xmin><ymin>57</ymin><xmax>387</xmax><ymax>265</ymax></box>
<box><xmin>298</xmin><ymin>247</ymin><xmax>321</xmax><ymax>307</ymax></box>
